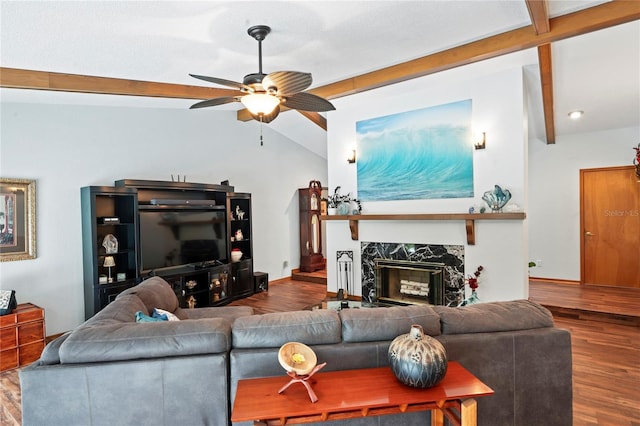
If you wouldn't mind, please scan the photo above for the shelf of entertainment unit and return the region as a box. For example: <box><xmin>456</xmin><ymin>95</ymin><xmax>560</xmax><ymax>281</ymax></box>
<box><xmin>320</xmin><ymin>212</ymin><xmax>526</xmax><ymax>245</ymax></box>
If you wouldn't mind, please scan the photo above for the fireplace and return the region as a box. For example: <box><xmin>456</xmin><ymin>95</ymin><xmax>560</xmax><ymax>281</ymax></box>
<box><xmin>375</xmin><ymin>259</ymin><xmax>445</xmax><ymax>306</ymax></box>
<box><xmin>361</xmin><ymin>242</ymin><xmax>465</xmax><ymax>306</ymax></box>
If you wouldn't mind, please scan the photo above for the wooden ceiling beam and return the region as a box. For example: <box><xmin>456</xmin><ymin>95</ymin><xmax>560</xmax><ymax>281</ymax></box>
<box><xmin>1</xmin><ymin>1</ymin><xmax>638</xmax><ymax>131</ymax></box>
<box><xmin>525</xmin><ymin>0</ymin><xmax>550</xmax><ymax>35</ymax></box>
<box><xmin>525</xmin><ymin>0</ymin><xmax>555</xmax><ymax>144</ymax></box>
<box><xmin>241</xmin><ymin>1</ymin><xmax>637</xmax><ymax>124</ymax></box>
<box><xmin>296</xmin><ymin>111</ymin><xmax>327</xmax><ymax>131</ymax></box>
<box><xmin>302</xmin><ymin>0</ymin><xmax>639</xmax><ymax>102</ymax></box>
<box><xmin>0</xmin><ymin>67</ymin><xmax>242</xmax><ymax>100</ymax></box>
<box><xmin>537</xmin><ymin>44</ymin><xmax>556</xmax><ymax>144</ymax></box>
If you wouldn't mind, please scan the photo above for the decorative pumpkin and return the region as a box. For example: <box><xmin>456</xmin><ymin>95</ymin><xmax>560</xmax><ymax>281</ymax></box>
<box><xmin>388</xmin><ymin>324</ymin><xmax>448</xmax><ymax>388</ymax></box>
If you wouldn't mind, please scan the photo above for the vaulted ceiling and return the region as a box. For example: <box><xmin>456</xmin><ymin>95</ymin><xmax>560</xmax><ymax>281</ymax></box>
<box><xmin>1</xmin><ymin>1</ymin><xmax>638</xmax><ymax>156</ymax></box>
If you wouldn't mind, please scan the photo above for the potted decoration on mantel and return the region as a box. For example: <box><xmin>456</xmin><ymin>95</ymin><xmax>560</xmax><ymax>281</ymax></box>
<box><xmin>326</xmin><ymin>186</ymin><xmax>361</xmax><ymax>215</ymax></box>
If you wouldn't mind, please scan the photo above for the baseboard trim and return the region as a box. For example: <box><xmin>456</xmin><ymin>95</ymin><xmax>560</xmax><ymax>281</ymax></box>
<box><xmin>529</xmin><ymin>277</ymin><xmax>580</xmax><ymax>285</ymax></box>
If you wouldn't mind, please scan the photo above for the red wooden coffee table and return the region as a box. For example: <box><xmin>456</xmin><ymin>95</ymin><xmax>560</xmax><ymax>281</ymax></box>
<box><xmin>232</xmin><ymin>361</ymin><xmax>493</xmax><ymax>425</ymax></box>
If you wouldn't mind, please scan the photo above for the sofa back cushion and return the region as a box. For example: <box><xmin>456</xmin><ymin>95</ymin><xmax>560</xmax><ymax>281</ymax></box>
<box><xmin>84</xmin><ymin>294</ymin><xmax>148</xmax><ymax>327</ymax></box>
<box><xmin>233</xmin><ymin>310</ymin><xmax>341</xmax><ymax>348</ymax></box>
<box><xmin>340</xmin><ymin>304</ymin><xmax>441</xmax><ymax>342</ymax></box>
<box><xmin>433</xmin><ymin>300</ymin><xmax>554</xmax><ymax>334</ymax></box>
<box><xmin>60</xmin><ymin>316</ymin><xmax>233</xmax><ymax>363</ymax></box>
<box><xmin>117</xmin><ymin>276</ymin><xmax>180</xmax><ymax>315</ymax></box>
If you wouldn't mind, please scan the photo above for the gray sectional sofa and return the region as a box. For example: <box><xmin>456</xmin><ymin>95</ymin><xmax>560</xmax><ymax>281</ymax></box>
<box><xmin>20</xmin><ymin>277</ymin><xmax>572</xmax><ymax>426</ymax></box>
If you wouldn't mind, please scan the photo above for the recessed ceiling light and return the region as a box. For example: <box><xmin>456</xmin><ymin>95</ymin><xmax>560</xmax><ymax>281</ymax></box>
<box><xmin>568</xmin><ymin>110</ymin><xmax>584</xmax><ymax>119</ymax></box>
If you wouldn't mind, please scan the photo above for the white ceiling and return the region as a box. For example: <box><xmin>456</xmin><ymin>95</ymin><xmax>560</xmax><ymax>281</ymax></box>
<box><xmin>1</xmin><ymin>1</ymin><xmax>638</xmax><ymax>156</ymax></box>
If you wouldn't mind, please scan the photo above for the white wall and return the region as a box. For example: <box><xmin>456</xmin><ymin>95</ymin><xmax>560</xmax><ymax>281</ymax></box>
<box><xmin>326</xmin><ymin>51</ymin><xmax>536</xmax><ymax>303</ymax></box>
<box><xmin>0</xmin><ymin>103</ymin><xmax>327</xmax><ymax>334</ymax></box>
<box><xmin>528</xmin><ymin>125</ymin><xmax>640</xmax><ymax>281</ymax></box>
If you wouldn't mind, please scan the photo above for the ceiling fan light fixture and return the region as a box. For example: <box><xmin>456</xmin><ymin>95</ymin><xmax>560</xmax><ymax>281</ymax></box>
<box><xmin>241</xmin><ymin>93</ymin><xmax>280</xmax><ymax>115</ymax></box>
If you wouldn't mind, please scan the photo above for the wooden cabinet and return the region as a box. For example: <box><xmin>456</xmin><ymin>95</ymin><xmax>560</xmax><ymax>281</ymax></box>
<box><xmin>81</xmin><ymin>186</ymin><xmax>140</xmax><ymax>319</ymax></box>
<box><xmin>81</xmin><ymin>181</ymin><xmax>256</xmax><ymax>317</ymax></box>
<box><xmin>299</xmin><ymin>182</ymin><xmax>325</xmax><ymax>272</ymax></box>
<box><xmin>0</xmin><ymin>303</ymin><xmax>45</xmax><ymax>372</ymax></box>
<box><xmin>163</xmin><ymin>264</ymin><xmax>232</xmax><ymax>309</ymax></box>
<box><xmin>232</xmin><ymin>259</ymin><xmax>253</xmax><ymax>298</ymax></box>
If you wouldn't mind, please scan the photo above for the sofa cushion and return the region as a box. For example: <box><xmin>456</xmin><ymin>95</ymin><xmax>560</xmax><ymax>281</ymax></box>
<box><xmin>37</xmin><ymin>332</ymin><xmax>71</xmax><ymax>365</ymax></box>
<box><xmin>84</xmin><ymin>294</ymin><xmax>148</xmax><ymax>327</ymax></box>
<box><xmin>433</xmin><ymin>300</ymin><xmax>554</xmax><ymax>334</ymax></box>
<box><xmin>59</xmin><ymin>317</ymin><xmax>232</xmax><ymax>363</ymax></box>
<box><xmin>233</xmin><ymin>310</ymin><xmax>341</xmax><ymax>349</ymax></box>
<box><xmin>117</xmin><ymin>276</ymin><xmax>180</xmax><ymax>315</ymax></box>
<box><xmin>340</xmin><ymin>304</ymin><xmax>441</xmax><ymax>342</ymax></box>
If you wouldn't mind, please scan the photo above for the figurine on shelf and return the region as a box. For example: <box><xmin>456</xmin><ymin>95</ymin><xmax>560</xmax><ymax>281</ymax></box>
<box><xmin>235</xmin><ymin>229</ymin><xmax>243</xmax><ymax>241</ymax></box>
<box><xmin>102</xmin><ymin>234</ymin><xmax>118</xmax><ymax>254</ymax></box>
<box><xmin>186</xmin><ymin>295</ymin><xmax>197</xmax><ymax>309</ymax></box>
<box><xmin>235</xmin><ymin>205</ymin><xmax>245</xmax><ymax>220</ymax></box>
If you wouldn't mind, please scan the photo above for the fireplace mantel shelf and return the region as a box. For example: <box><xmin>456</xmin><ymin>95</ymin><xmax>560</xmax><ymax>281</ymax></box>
<box><xmin>320</xmin><ymin>212</ymin><xmax>526</xmax><ymax>245</ymax></box>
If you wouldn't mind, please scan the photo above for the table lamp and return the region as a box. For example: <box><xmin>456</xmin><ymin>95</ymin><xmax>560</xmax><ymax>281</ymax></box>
<box><xmin>103</xmin><ymin>256</ymin><xmax>116</xmax><ymax>283</ymax></box>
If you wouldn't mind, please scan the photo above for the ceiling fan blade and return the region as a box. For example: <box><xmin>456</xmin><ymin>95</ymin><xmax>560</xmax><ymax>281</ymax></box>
<box><xmin>282</xmin><ymin>92</ymin><xmax>336</xmax><ymax>112</ymax></box>
<box><xmin>189</xmin><ymin>74</ymin><xmax>250</xmax><ymax>91</ymax></box>
<box><xmin>189</xmin><ymin>97</ymin><xmax>239</xmax><ymax>109</ymax></box>
<box><xmin>263</xmin><ymin>71</ymin><xmax>312</xmax><ymax>96</ymax></box>
<box><xmin>249</xmin><ymin>105</ymin><xmax>280</xmax><ymax>123</ymax></box>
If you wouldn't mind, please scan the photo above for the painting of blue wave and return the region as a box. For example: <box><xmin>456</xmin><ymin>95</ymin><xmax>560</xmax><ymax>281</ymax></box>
<box><xmin>356</xmin><ymin>99</ymin><xmax>473</xmax><ymax>201</ymax></box>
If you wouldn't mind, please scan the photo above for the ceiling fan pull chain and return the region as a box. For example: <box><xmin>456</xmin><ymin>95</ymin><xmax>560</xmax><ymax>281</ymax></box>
<box><xmin>260</xmin><ymin>114</ymin><xmax>264</xmax><ymax>146</ymax></box>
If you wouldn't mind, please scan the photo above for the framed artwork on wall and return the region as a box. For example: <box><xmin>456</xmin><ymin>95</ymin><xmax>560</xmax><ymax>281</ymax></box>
<box><xmin>0</xmin><ymin>178</ymin><xmax>36</xmax><ymax>261</ymax></box>
<box><xmin>356</xmin><ymin>99</ymin><xmax>474</xmax><ymax>201</ymax></box>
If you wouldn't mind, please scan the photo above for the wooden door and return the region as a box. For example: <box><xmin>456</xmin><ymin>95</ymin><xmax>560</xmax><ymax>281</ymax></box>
<box><xmin>580</xmin><ymin>166</ymin><xmax>640</xmax><ymax>287</ymax></box>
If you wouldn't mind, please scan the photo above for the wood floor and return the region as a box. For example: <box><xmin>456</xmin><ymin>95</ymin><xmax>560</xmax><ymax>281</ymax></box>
<box><xmin>529</xmin><ymin>279</ymin><xmax>640</xmax><ymax>326</ymax></box>
<box><xmin>1</xmin><ymin>278</ymin><xmax>638</xmax><ymax>426</ymax></box>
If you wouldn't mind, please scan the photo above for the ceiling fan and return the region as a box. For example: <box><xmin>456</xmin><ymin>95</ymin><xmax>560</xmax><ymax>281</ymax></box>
<box><xmin>189</xmin><ymin>25</ymin><xmax>335</xmax><ymax>123</ymax></box>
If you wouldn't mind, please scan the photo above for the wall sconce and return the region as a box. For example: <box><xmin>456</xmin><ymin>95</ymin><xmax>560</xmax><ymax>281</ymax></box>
<box><xmin>347</xmin><ymin>149</ymin><xmax>357</xmax><ymax>164</ymax></box>
<box><xmin>474</xmin><ymin>132</ymin><xmax>486</xmax><ymax>150</ymax></box>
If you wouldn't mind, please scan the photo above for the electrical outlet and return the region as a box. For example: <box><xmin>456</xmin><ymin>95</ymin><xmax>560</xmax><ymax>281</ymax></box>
<box><xmin>283</xmin><ymin>260</ymin><xmax>289</xmax><ymax>268</ymax></box>
<box><xmin>536</xmin><ymin>259</ymin><xmax>543</xmax><ymax>267</ymax></box>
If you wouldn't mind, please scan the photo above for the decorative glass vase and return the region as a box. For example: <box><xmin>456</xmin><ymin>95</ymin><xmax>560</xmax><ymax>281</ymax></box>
<box><xmin>387</xmin><ymin>324</ymin><xmax>448</xmax><ymax>388</ymax></box>
<box><xmin>482</xmin><ymin>185</ymin><xmax>512</xmax><ymax>212</ymax></box>
<box><xmin>337</xmin><ymin>201</ymin><xmax>351</xmax><ymax>215</ymax></box>
<box><xmin>459</xmin><ymin>289</ymin><xmax>480</xmax><ymax>306</ymax></box>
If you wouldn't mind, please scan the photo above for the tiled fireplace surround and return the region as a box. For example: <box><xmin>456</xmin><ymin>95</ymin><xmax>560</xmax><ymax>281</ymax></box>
<box><xmin>361</xmin><ymin>242</ymin><xmax>465</xmax><ymax>307</ymax></box>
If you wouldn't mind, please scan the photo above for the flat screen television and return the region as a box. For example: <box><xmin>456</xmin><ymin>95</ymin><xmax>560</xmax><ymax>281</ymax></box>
<box><xmin>139</xmin><ymin>209</ymin><xmax>227</xmax><ymax>273</ymax></box>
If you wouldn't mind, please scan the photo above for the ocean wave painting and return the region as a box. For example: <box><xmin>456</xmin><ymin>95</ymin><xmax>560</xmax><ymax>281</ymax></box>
<box><xmin>356</xmin><ymin>99</ymin><xmax>473</xmax><ymax>201</ymax></box>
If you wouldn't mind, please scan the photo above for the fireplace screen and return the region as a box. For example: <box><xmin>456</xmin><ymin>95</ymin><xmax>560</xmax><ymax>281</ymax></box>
<box><xmin>375</xmin><ymin>259</ymin><xmax>445</xmax><ymax>306</ymax></box>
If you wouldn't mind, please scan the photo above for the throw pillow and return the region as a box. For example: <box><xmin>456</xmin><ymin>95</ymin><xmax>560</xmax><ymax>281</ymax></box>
<box><xmin>135</xmin><ymin>311</ymin><xmax>166</xmax><ymax>323</ymax></box>
<box><xmin>153</xmin><ymin>308</ymin><xmax>180</xmax><ymax>321</ymax></box>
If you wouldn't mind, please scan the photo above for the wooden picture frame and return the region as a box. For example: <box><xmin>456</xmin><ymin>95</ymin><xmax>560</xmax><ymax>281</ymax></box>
<box><xmin>0</xmin><ymin>178</ymin><xmax>36</xmax><ymax>261</ymax></box>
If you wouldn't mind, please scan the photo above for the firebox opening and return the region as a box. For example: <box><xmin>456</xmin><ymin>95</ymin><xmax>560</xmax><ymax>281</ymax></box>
<box><xmin>375</xmin><ymin>259</ymin><xmax>445</xmax><ymax>306</ymax></box>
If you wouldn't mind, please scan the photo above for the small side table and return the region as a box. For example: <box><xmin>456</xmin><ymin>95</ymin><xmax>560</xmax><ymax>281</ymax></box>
<box><xmin>232</xmin><ymin>361</ymin><xmax>494</xmax><ymax>425</ymax></box>
<box><xmin>0</xmin><ymin>303</ymin><xmax>46</xmax><ymax>372</ymax></box>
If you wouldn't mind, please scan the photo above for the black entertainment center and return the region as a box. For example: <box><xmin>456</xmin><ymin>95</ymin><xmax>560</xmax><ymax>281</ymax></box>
<box><xmin>81</xmin><ymin>179</ymin><xmax>254</xmax><ymax>319</ymax></box>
